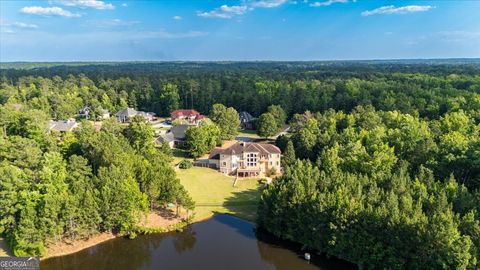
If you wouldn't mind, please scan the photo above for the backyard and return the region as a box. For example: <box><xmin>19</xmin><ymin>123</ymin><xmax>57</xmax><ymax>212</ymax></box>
<box><xmin>177</xmin><ymin>167</ymin><xmax>262</xmax><ymax>222</ymax></box>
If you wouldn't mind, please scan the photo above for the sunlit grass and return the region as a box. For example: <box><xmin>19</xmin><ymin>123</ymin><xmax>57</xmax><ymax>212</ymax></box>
<box><xmin>177</xmin><ymin>167</ymin><xmax>261</xmax><ymax>222</ymax></box>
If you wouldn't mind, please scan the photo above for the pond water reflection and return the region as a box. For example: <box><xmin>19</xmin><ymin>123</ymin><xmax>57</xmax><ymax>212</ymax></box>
<box><xmin>41</xmin><ymin>214</ymin><xmax>357</xmax><ymax>270</ymax></box>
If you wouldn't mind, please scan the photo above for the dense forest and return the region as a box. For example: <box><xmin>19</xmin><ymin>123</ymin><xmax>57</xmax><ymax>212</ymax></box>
<box><xmin>1</xmin><ymin>61</ymin><xmax>479</xmax><ymax>120</ymax></box>
<box><xmin>1</xmin><ymin>61</ymin><xmax>480</xmax><ymax>268</ymax></box>
<box><xmin>262</xmin><ymin>107</ymin><xmax>480</xmax><ymax>269</ymax></box>
<box><xmin>0</xmin><ymin>108</ymin><xmax>193</xmax><ymax>256</ymax></box>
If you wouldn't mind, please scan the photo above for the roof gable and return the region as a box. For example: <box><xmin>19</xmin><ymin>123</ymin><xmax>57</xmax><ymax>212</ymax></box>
<box><xmin>171</xmin><ymin>109</ymin><xmax>201</xmax><ymax>118</ymax></box>
<box><xmin>220</xmin><ymin>142</ymin><xmax>281</xmax><ymax>156</ymax></box>
<box><xmin>170</xmin><ymin>124</ymin><xmax>190</xmax><ymax>139</ymax></box>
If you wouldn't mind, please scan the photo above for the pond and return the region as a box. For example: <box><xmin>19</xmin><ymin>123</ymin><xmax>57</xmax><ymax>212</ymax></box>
<box><xmin>41</xmin><ymin>214</ymin><xmax>357</xmax><ymax>270</ymax></box>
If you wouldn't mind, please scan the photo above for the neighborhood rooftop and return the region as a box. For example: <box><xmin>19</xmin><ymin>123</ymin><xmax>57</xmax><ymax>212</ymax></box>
<box><xmin>47</xmin><ymin>119</ymin><xmax>79</xmax><ymax>132</ymax></box>
<box><xmin>209</xmin><ymin>142</ymin><xmax>281</xmax><ymax>159</ymax></box>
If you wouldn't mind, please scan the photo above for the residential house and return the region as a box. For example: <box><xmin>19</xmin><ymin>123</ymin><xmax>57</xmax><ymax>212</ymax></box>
<box><xmin>171</xmin><ymin>109</ymin><xmax>205</xmax><ymax>125</ymax></box>
<box><xmin>47</xmin><ymin>119</ymin><xmax>79</xmax><ymax>132</ymax></box>
<box><xmin>79</xmin><ymin>106</ymin><xmax>110</xmax><ymax>120</ymax></box>
<box><xmin>239</xmin><ymin>111</ymin><xmax>255</xmax><ymax>129</ymax></box>
<box><xmin>116</xmin><ymin>107</ymin><xmax>155</xmax><ymax>123</ymax></box>
<box><xmin>101</xmin><ymin>109</ymin><xmax>110</xmax><ymax>119</ymax></box>
<box><xmin>155</xmin><ymin>124</ymin><xmax>190</xmax><ymax>148</ymax></box>
<box><xmin>208</xmin><ymin>142</ymin><xmax>281</xmax><ymax>177</ymax></box>
<box><xmin>79</xmin><ymin>106</ymin><xmax>90</xmax><ymax>118</ymax></box>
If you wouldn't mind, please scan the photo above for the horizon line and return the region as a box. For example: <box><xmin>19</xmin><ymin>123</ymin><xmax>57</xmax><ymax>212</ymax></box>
<box><xmin>1</xmin><ymin>57</ymin><xmax>480</xmax><ymax>64</ymax></box>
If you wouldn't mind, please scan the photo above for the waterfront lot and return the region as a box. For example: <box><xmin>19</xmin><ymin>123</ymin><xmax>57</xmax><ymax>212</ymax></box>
<box><xmin>177</xmin><ymin>167</ymin><xmax>261</xmax><ymax>222</ymax></box>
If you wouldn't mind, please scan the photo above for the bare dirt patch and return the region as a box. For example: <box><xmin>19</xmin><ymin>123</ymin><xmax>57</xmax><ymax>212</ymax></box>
<box><xmin>139</xmin><ymin>207</ymin><xmax>182</xmax><ymax>228</ymax></box>
<box><xmin>41</xmin><ymin>208</ymin><xmax>182</xmax><ymax>259</ymax></box>
<box><xmin>43</xmin><ymin>232</ymin><xmax>117</xmax><ymax>259</ymax></box>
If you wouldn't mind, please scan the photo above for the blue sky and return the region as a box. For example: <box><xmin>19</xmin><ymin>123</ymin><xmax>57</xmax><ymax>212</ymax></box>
<box><xmin>1</xmin><ymin>0</ymin><xmax>479</xmax><ymax>61</ymax></box>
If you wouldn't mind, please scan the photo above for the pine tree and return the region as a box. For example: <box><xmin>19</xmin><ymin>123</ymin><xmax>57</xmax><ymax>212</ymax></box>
<box><xmin>281</xmin><ymin>140</ymin><xmax>296</xmax><ymax>168</ymax></box>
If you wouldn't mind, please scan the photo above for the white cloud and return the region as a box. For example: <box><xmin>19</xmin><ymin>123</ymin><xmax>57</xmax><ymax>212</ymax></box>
<box><xmin>54</xmin><ymin>0</ymin><xmax>114</xmax><ymax>10</ymax></box>
<box><xmin>309</xmin><ymin>0</ymin><xmax>348</xmax><ymax>7</ymax></box>
<box><xmin>197</xmin><ymin>5</ymin><xmax>248</xmax><ymax>19</ymax></box>
<box><xmin>86</xmin><ymin>19</ymin><xmax>139</xmax><ymax>27</ymax></box>
<box><xmin>361</xmin><ymin>5</ymin><xmax>434</xmax><ymax>16</ymax></box>
<box><xmin>173</xmin><ymin>16</ymin><xmax>182</xmax><ymax>20</ymax></box>
<box><xmin>250</xmin><ymin>0</ymin><xmax>289</xmax><ymax>8</ymax></box>
<box><xmin>12</xmin><ymin>22</ymin><xmax>39</xmax><ymax>29</ymax></box>
<box><xmin>135</xmin><ymin>30</ymin><xmax>209</xmax><ymax>39</ymax></box>
<box><xmin>438</xmin><ymin>31</ymin><xmax>480</xmax><ymax>42</ymax></box>
<box><xmin>0</xmin><ymin>20</ymin><xmax>38</xmax><ymax>33</ymax></box>
<box><xmin>20</xmin><ymin>6</ymin><xmax>81</xmax><ymax>17</ymax></box>
<box><xmin>198</xmin><ymin>1</ymin><xmax>292</xmax><ymax>19</ymax></box>
<box><xmin>1</xmin><ymin>28</ymin><xmax>14</xmax><ymax>33</ymax></box>
<box><xmin>121</xmin><ymin>3</ymin><xmax>127</xmax><ymax>7</ymax></box>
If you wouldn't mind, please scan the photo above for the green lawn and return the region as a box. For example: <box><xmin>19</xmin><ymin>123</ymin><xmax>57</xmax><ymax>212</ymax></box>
<box><xmin>172</xmin><ymin>148</ymin><xmax>191</xmax><ymax>165</ymax></box>
<box><xmin>237</xmin><ymin>129</ymin><xmax>261</xmax><ymax>139</ymax></box>
<box><xmin>177</xmin><ymin>167</ymin><xmax>261</xmax><ymax>222</ymax></box>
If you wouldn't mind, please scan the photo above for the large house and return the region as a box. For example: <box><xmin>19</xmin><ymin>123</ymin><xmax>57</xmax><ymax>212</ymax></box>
<box><xmin>116</xmin><ymin>107</ymin><xmax>155</xmax><ymax>123</ymax></box>
<box><xmin>171</xmin><ymin>109</ymin><xmax>204</xmax><ymax>125</ymax></box>
<box><xmin>239</xmin><ymin>111</ymin><xmax>255</xmax><ymax>129</ymax></box>
<box><xmin>208</xmin><ymin>142</ymin><xmax>281</xmax><ymax>177</ymax></box>
<box><xmin>47</xmin><ymin>119</ymin><xmax>79</xmax><ymax>132</ymax></box>
<box><xmin>155</xmin><ymin>124</ymin><xmax>190</xmax><ymax>148</ymax></box>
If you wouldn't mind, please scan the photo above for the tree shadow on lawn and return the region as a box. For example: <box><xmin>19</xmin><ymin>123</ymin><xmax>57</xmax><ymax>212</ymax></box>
<box><xmin>221</xmin><ymin>185</ymin><xmax>263</xmax><ymax>222</ymax></box>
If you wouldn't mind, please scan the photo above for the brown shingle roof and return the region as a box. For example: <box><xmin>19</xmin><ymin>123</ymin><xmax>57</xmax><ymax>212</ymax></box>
<box><xmin>218</xmin><ymin>142</ymin><xmax>281</xmax><ymax>156</ymax></box>
<box><xmin>171</xmin><ymin>109</ymin><xmax>201</xmax><ymax>119</ymax></box>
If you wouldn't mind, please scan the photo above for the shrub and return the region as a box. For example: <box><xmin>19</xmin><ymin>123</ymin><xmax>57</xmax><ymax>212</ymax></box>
<box><xmin>179</xmin><ymin>159</ymin><xmax>193</xmax><ymax>169</ymax></box>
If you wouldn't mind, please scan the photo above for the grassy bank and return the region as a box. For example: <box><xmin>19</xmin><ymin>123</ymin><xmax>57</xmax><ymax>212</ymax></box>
<box><xmin>177</xmin><ymin>167</ymin><xmax>261</xmax><ymax>222</ymax></box>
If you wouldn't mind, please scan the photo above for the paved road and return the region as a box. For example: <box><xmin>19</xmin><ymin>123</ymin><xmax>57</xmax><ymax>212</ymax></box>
<box><xmin>272</xmin><ymin>126</ymin><xmax>290</xmax><ymax>139</ymax></box>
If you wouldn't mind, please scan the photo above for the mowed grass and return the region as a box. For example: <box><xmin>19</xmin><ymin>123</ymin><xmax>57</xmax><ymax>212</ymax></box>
<box><xmin>177</xmin><ymin>167</ymin><xmax>261</xmax><ymax>222</ymax></box>
<box><xmin>172</xmin><ymin>148</ymin><xmax>191</xmax><ymax>165</ymax></box>
<box><xmin>237</xmin><ymin>129</ymin><xmax>261</xmax><ymax>139</ymax></box>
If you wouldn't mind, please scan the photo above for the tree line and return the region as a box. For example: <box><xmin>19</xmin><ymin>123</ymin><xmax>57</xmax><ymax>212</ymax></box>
<box><xmin>260</xmin><ymin>106</ymin><xmax>480</xmax><ymax>269</ymax></box>
<box><xmin>1</xmin><ymin>62</ymin><xmax>480</xmax><ymax>267</ymax></box>
<box><xmin>0</xmin><ymin>108</ymin><xmax>193</xmax><ymax>256</ymax></box>
<box><xmin>1</xmin><ymin>62</ymin><xmax>479</xmax><ymax>121</ymax></box>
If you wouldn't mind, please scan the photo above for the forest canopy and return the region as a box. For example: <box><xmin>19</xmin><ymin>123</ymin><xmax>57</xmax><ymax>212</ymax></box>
<box><xmin>1</xmin><ymin>61</ymin><xmax>479</xmax><ymax>267</ymax></box>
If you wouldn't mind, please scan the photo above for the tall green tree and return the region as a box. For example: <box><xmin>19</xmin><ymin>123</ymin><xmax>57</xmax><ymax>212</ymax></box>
<box><xmin>123</xmin><ymin>114</ymin><xmax>155</xmax><ymax>154</ymax></box>
<box><xmin>267</xmin><ymin>105</ymin><xmax>287</xmax><ymax>129</ymax></box>
<box><xmin>64</xmin><ymin>155</ymin><xmax>101</xmax><ymax>239</ymax></box>
<box><xmin>257</xmin><ymin>113</ymin><xmax>277</xmax><ymax>139</ymax></box>
<box><xmin>281</xmin><ymin>140</ymin><xmax>296</xmax><ymax>167</ymax></box>
<box><xmin>185</xmin><ymin>123</ymin><xmax>220</xmax><ymax>158</ymax></box>
<box><xmin>209</xmin><ymin>103</ymin><xmax>240</xmax><ymax>140</ymax></box>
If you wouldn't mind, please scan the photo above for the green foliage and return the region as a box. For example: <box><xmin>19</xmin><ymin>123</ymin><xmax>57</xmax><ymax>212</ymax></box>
<box><xmin>267</xmin><ymin>105</ymin><xmax>286</xmax><ymax>129</ymax></box>
<box><xmin>209</xmin><ymin>103</ymin><xmax>240</xmax><ymax>140</ymax></box>
<box><xmin>0</xmin><ymin>113</ymin><xmax>193</xmax><ymax>256</ymax></box>
<box><xmin>257</xmin><ymin>113</ymin><xmax>278</xmax><ymax>139</ymax></box>
<box><xmin>281</xmin><ymin>140</ymin><xmax>296</xmax><ymax>168</ymax></box>
<box><xmin>179</xmin><ymin>159</ymin><xmax>193</xmax><ymax>169</ymax></box>
<box><xmin>158</xmin><ymin>83</ymin><xmax>180</xmax><ymax>116</ymax></box>
<box><xmin>185</xmin><ymin>123</ymin><xmax>221</xmax><ymax>158</ymax></box>
<box><xmin>123</xmin><ymin>114</ymin><xmax>155</xmax><ymax>154</ymax></box>
<box><xmin>1</xmin><ymin>62</ymin><xmax>480</xmax><ymax>263</ymax></box>
<box><xmin>259</xmin><ymin>107</ymin><xmax>480</xmax><ymax>269</ymax></box>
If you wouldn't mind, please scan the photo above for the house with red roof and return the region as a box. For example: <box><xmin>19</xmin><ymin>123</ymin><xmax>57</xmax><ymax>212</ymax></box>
<box><xmin>170</xmin><ymin>109</ymin><xmax>205</xmax><ymax>125</ymax></box>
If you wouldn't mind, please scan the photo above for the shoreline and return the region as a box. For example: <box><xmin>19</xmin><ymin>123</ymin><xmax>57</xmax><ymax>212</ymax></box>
<box><xmin>42</xmin><ymin>209</ymin><xmax>185</xmax><ymax>260</ymax></box>
<box><xmin>42</xmin><ymin>232</ymin><xmax>118</xmax><ymax>260</ymax></box>
<box><xmin>42</xmin><ymin>212</ymin><xmax>251</xmax><ymax>261</ymax></box>
<box><xmin>0</xmin><ymin>211</ymin><xmax>255</xmax><ymax>260</ymax></box>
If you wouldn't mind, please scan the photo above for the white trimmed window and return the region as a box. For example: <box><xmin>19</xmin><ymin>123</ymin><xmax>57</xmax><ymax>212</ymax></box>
<box><xmin>246</xmin><ymin>153</ymin><xmax>258</xmax><ymax>167</ymax></box>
